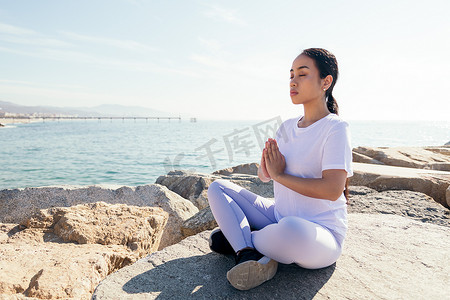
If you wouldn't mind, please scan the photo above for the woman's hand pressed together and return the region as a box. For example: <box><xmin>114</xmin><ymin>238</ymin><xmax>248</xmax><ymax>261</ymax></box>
<box><xmin>260</xmin><ymin>149</ymin><xmax>271</xmax><ymax>179</ymax></box>
<box><xmin>263</xmin><ymin>138</ymin><xmax>286</xmax><ymax>181</ymax></box>
<box><xmin>263</xmin><ymin>137</ymin><xmax>347</xmax><ymax>201</ymax></box>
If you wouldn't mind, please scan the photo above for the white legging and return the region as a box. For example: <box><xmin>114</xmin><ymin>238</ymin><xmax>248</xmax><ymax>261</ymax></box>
<box><xmin>207</xmin><ymin>179</ymin><xmax>343</xmax><ymax>269</ymax></box>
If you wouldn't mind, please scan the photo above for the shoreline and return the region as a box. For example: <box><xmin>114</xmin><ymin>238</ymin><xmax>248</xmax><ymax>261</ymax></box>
<box><xmin>0</xmin><ymin>117</ymin><xmax>43</xmax><ymax>125</ymax></box>
<box><xmin>0</xmin><ymin>117</ymin><xmax>84</xmax><ymax>126</ymax></box>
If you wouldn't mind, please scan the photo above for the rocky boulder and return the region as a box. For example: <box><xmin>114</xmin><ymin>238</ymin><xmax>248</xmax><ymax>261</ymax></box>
<box><xmin>351</xmin><ymin>151</ymin><xmax>385</xmax><ymax>165</ymax></box>
<box><xmin>180</xmin><ymin>206</ymin><xmax>218</xmax><ymax>238</ymax></box>
<box><xmin>21</xmin><ymin>202</ymin><xmax>168</xmax><ymax>255</ymax></box>
<box><xmin>92</xmin><ymin>214</ymin><xmax>450</xmax><ymax>299</ymax></box>
<box><xmin>352</xmin><ymin>162</ymin><xmax>450</xmax><ymax>208</ymax></box>
<box><xmin>156</xmin><ymin>169</ymin><xmax>273</xmax><ymax>210</ymax></box>
<box><xmin>212</xmin><ymin>162</ymin><xmax>259</xmax><ymax>176</ymax></box>
<box><xmin>352</xmin><ymin>146</ymin><xmax>450</xmax><ymax>171</ymax></box>
<box><xmin>1</xmin><ymin>232</ymin><xmax>133</xmax><ymax>299</ymax></box>
<box><xmin>155</xmin><ymin>170</ymin><xmax>221</xmax><ymax>209</ymax></box>
<box><xmin>0</xmin><ymin>184</ymin><xmax>199</xmax><ymax>249</ymax></box>
<box><xmin>0</xmin><ymin>202</ymin><xmax>168</xmax><ymax>299</ymax></box>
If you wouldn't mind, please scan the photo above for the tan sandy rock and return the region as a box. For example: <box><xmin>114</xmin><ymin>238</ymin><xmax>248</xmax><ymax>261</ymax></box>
<box><xmin>351</xmin><ymin>151</ymin><xmax>384</xmax><ymax>165</ymax></box>
<box><xmin>212</xmin><ymin>162</ymin><xmax>259</xmax><ymax>176</ymax></box>
<box><xmin>0</xmin><ymin>237</ymin><xmax>134</xmax><ymax>299</ymax></box>
<box><xmin>21</xmin><ymin>202</ymin><xmax>168</xmax><ymax>255</ymax></box>
<box><xmin>0</xmin><ymin>184</ymin><xmax>198</xmax><ymax>249</ymax></box>
<box><xmin>353</xmin><ymin>146</ymin><xmax>450</xmax><ymax>171</ymax></box>
<box><xmin>352</xmin><ymin>162</ymin><xmax>450</xmax><ymax>208</ymax></box>
<box><xmin>0</xmin><ymin>202</ymin><xmax>169</xmax><ymax>299</ymax></box>
<box><xmin>181</xmin><ymin>206</ymin><xmax>218</xmax><ymax>238</ymax></box>
<box><xmin>0</xmin><ymin>294</ymin><xmax>40</xmax><ymax>299</ymax></box>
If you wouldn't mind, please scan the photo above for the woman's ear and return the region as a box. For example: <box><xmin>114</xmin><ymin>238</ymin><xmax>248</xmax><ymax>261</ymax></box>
<box><xmin>323</xmin><ymin>75</ymin><xmax>333</xmax><ymax>90</ymax></box>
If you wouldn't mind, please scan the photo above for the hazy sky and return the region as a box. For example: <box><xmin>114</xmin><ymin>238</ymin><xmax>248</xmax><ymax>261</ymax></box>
<box><xmin>0</xmin><ymin>0</ymin><xmax>449</xmax><ymax>121</ymax></box>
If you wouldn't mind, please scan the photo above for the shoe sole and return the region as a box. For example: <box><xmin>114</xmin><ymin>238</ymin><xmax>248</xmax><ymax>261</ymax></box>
<box><xmin>226</xmin><ymin>257</ymin><xmax>278</xmax><ymax>290</ymax></box>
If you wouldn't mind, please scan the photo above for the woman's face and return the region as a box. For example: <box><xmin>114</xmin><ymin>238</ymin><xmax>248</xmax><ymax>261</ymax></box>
<box><xmin>289</xmin><ymin>54</ymin><xmax>325</xmax><ymax>106</ymax></box>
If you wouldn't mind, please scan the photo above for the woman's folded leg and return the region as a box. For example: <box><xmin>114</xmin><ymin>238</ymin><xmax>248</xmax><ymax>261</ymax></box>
<box><xmin>252</xmin><ymin>215</ymin><xmax>342</xmax><ymax>269</ymax></box>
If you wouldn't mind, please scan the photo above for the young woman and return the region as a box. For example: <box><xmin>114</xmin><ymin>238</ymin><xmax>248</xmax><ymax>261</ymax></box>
<box><xmin>207</xmin><ymin>48</ymin><xmax>353</xmax><ymax>290</ymax></box>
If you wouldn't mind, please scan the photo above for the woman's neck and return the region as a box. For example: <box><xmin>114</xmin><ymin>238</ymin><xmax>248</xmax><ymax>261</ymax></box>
<box><xmin>299</xmin><ymin>101</ymin><xmax>330</xmax><ymax>128</ymax></box>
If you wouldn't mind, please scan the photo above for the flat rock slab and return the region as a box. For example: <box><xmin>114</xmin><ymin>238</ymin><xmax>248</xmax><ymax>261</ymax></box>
<box><xmin>352</xmin><ymin>146</ymin><xmax>450</xmax><ymax>171</ymax></box>
<box><xmin>352</xmin><ymin>162</ymin><xmax>450</xmax><ymax>207</ymax></box>
<box><xmin>353</xmin><ymin>162</ymin><xmax>450</xmax><ymax>178</ymax></box>
<box><xmin>93</xmin><ymin>214</ymin><xmax>449</xmax><ymax>300</ymax></box>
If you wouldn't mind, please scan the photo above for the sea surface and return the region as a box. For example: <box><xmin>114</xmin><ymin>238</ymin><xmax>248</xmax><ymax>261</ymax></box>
<box><xmin>1</xmin><ymin>117</ymin><xmax>449</xmax><ymax>190</ymax></box>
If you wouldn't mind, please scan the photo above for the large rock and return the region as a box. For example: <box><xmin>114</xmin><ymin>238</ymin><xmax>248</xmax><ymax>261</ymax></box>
<box><xmin>21</xmin><ymin>202</ymin><xmax>168</xmax><ymax>255</ymax></box>
<box><xmin>0</xmin><ymin>202</ymin><xmax>168</xmax><ymax>300</ymax></box>
<box><xmin>212</xmin><ymin>162</ymin><xmax>259</xmax><ymax>176</ymax></box>
<box><xmin>180</xmin><ymin>206</ymin><xmax>218</xmax><ymax>238</ymax></box>
<box><xmin>1</xmin><ymin>233</ymin><xmax>133</xmax><ymax>299</ymax></box>
<box><xmin>351</xmin><ymin>151</ymin><xmax>385</xmax><ymax>165</ymax></box>
<box><xmin>155</xmin><ymin>171</ymin><xmax>221</xmax><ymax>209</ymax></box>
<box><xmin>156</xmin><ymin>169</ymin><xmax>273</xmax><ymax>210</ymax></box>
<box><xmin>0</xmin><ymin>184</ymin><xmax>199</xmax><ymax>249</ymax></box>
<box><xmin>352</xmin><ymin>162</ymin><xmax>450</xmax><ymax>208</ymax></box>
<box><xmin>353</xmin><ymin>146</ymin><xmax>450</xmax><ymax>171</ymax></box>
<box><xmin>92</xmin><ymin>214</ymin><xmax>449</xmax><ymax>299</ymax></box>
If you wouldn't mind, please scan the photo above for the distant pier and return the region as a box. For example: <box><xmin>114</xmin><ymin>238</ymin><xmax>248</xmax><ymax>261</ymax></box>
<box><xmin>1</xmin><ymin>116</ymin><xmax>184</xmax><ymax>123</ymax></box>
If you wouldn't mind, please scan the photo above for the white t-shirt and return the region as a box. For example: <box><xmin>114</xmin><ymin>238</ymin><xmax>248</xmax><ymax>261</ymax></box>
<box><xmin>273</xmin><ymin>113</ymin><xmax>353</xmax><ymax>244</ymax></box>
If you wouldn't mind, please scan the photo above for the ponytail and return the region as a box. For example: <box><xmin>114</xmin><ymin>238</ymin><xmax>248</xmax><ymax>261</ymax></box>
<box><xmin>326</xmin><ymin>92</ymin><xmax>339</xmax><ymax>115</ymax></box>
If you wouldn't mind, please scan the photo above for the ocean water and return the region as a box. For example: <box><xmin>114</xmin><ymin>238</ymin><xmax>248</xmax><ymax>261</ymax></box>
<box><xmin>1</xmin><ymin>118</ymin><xmax>449</xmax><ymax>190</ymax></box>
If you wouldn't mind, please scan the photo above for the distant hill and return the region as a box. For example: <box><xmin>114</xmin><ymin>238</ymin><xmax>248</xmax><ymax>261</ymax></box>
<box><xmin>0</xmin><ymin>101</ymin><xmax>179</xmax><ymax>117</ymax></box>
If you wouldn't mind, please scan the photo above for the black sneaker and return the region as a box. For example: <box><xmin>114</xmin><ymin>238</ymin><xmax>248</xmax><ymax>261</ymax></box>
<box><xmin>234</xmin><ymin>248</ymin><xmax>264</xmax><ymax>264</ymax></box>
<box><xmin>227</xmin><ymin>248</ymin><xmax>278</xmax><ymax>290</ymax></box>
<box><xmin>208</xmin><ymin>228</ymin><xmax>235</xmax><ymax>255</ymax></box>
